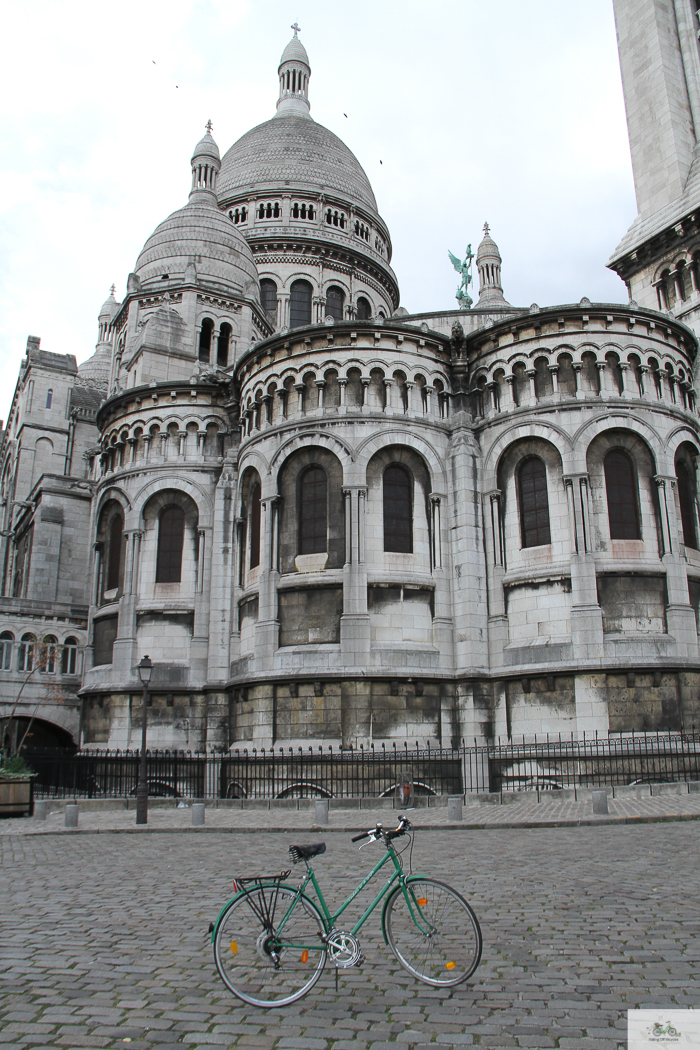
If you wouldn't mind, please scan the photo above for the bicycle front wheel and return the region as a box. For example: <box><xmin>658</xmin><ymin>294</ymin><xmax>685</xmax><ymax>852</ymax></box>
<box><xmin>385</xmin><ymin>877</ymin><xmax>482</xmax><ymax>987</ymax></box>
<box><xmin>213</xmin><ymin>886</ymin><xmax>327</xmax><ymax>1007</ymax></box>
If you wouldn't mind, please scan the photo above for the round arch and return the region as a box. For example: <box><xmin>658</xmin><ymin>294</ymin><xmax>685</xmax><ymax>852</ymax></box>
<box><xmin>355</xmin><ymin>430</ymin><xmax>445</xmax><ymax>491</ymax></box>
<box><xmin>131</xmin><ymin>475</ymin><xmax>213</xmax><ymax>529</ymax></box>
<box><xmin>572</xmin><ymin>412</ymin><xmax>666</xmax><ymax>474</ymax></box>
<box><xmin>482</xmin><ymin>421</ymin><xmax>574</xmax><ymax>490</ymax></box>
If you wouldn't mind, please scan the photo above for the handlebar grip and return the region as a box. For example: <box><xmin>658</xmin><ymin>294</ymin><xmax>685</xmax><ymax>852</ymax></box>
<box><xmin>351</xmin><ymin>831</ymin><xmax>369</xmax><ymax>842</ymax></box>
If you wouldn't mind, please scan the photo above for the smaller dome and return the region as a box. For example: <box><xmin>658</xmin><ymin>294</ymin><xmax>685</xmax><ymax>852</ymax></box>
<box><xmin>192</xmin><ymin>125</ymin><xmax>220</xmax><ymax>164</ymax></box>
<box><xmin>98</xmin><ymin>285</ymin><xmax>119</xmax><ymax>322</ymax></box>
<box><xmin>280</xmin><ymin>32</ymin><xmax>309</xmax><ymax>68</ymax></box>
<box><xmin>77</xmin><ymin>346</ymin><xmax>111</xmax><ymax>389</ymax></box>
<box><xmin>476</xmin><ymin>222</ymin><xmax>501</xmax><ymax>263</ymax></box>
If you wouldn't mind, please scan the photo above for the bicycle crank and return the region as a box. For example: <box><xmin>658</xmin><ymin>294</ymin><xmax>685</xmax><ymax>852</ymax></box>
<box><xmin>324</xmin><ymin>930</ymin><xmax>364</xmax><ymax>968</ymax></box>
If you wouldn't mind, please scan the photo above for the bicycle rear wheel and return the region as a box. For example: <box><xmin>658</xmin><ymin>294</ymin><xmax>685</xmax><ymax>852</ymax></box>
<box><xmin>384</xmin><ymin>877</ymin><xmax>482</xmax><ymax>987</ymax></box>
<box><xmin>213</xmin><ymin>885</ymin><xmax>327</xmax><ymax>1007</ymax></box>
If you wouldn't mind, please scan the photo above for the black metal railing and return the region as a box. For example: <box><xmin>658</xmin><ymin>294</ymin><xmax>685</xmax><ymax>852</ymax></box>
<box><xmin>16</xmin><ymin>729</ymin><xmax>700</xmax><ymax>800</ymax></box>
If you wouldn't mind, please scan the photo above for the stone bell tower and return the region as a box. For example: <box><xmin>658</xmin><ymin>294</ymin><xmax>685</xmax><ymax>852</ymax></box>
<box><xmin>608</xmin><ymin>0</ymin><xmax>700</xmax><ymax>338</ymax></box>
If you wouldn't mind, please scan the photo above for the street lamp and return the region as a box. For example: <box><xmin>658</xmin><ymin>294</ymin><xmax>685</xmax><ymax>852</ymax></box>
<box><xmin>135</xmin><ymin>655</ymin><xmax>153</xmax><ymax>825</ymax></box>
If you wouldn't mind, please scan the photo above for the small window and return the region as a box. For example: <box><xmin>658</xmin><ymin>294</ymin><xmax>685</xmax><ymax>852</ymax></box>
<box><xmin>356</xmin><ymin>296</ymin><xmax>371</xmax><ymax>320</ymax></box>
<box><xmin>106</xmin><ymin>511</ymin><xmax>123</xmax><ymax>592</ymax></box>
<box><xmin>217</xmin><ymin>322</ymin><xmax>232</xmax><ymax>367</ymax></box>
<box><xmin>299</xmin><ymin>467</ymin><xmax>327</xmax><ymax>555</ymax></box>
<box><xmin>260</xmin><ymin>279</ymin><xmax>278</xmax><ymax>318</ymax></box>
<box><xmin>383</xmin><ymin>465</ymin><xmax>413</xmax><ymax>553</ymax></box>
<box><xmin>604</xmin><ymin>449</ymin><xmax>640</xmax><ymax>540</ymax></box>
<box><xmin>0</xmin><ymin>632</ymin><xmax>13</xmax><ymax>671</ymax></box>
<box><xmin>676</xmin><ymin>460</ymin><xmax>698</xmax><ymax>549</ymax></box>
<box><xmin>518</xmin><ymin>456</ymin><xmax>551</xmax><ymax>547</ymax></box>
<box><xmin>290</xmin><ymin>279</ymin><xmax>312</xmax><ymax>329</ymax></box>
<box><xmin>325</xmin><ymin>286</ymin><xmax>344</xmax><ymax>321</ymax></box>
<box><xmin>250</xmin><ymin>483</ymin><xmax>261</xmax><ymax>569</ymax></box>
<box><xmin>198</xmin><ymin>318</ymin><xmax>214</xmax><ymax>363</ymax></box>
<box><xmin>61</xmin><ymin>637</ymin><xmax>78</xmax><ymax>675</ymax></box>
<box><xmin>156</xmin><ymin>505</ymin><xmax>185</xmax><ymax>583</ymax></box>
<box><xmin>45</xmin><ymin>389</ymin><xmax>53</xmax><ymax>409</ymax></box>
<box><xmin>41</xmin><ymin>636</ymin><xmax>57</xmax><ymax>674</ymax></box>
<box><xmin>18</xmin><ymin>633</ymin><xmax>35</xmax><ymax>673</ymax></box>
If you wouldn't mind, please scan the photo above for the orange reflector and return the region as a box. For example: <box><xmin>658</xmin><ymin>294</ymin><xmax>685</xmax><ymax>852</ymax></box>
<box><xmin>301</xmin><ymin>950</ymin><xmax>309</xmax><ymax>964</ymax></box>
<box><xmin>417</xmin><ymin>898</ymin><xmax>428</xmax><ymax>906</ymax></box>
<box><xmin>445</xmin><ymin>961</ymin><xmax>456</xmax><ymax>970</ymax></box>
<box><xmin>230</xmin><ymin>941</ymin><xmax>238</xmax><ymax>955</ymax></box>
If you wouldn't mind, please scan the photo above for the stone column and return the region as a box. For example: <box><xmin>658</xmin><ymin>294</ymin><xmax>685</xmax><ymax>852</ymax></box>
<box><xmin>338</xmin><ymin>378</ymin><xmax>347</xmax><ymax>412</ymax></box>
<box><xmin>486</xmin><ymin>381</ymin><xmax>498</xmax><ymax>414</ymax></box>
<box><xmin>618</xmin><ymin>362</ymin><xmax>631</xmax><ymax>399</ymax></box>
<box><xmin>361</xmin><ymin>378</ymin><xmax>371</xmax><ymax>411</ymax></box>
<box><xmin>127</xmin><ymin>438</ymin><xmax>137</xmax><ymax>464</ymax></box>
<box><xmin>405</xmin><ymin>381</ymin><xmax>415</xmax><ymax>414</ymax></box>
<box><xmin>262</xmin><ymin>394</ymin><xmax>272</xmax><ymax>427</ymax></box>
<box><xmin>178</xmin><ymin>430</ymin><xmax>187</xmax><ymax>457</ymax></box>
<box><xmin>596</xmin><ymin>361</ymin><xmax>607</xmax><ymax>396</ymax></box>
<box><xmin>505</xmin><ymin>375</ymin><xmax>516</xmax><ymax>408</ymax></box>
<box><xmin>254</xmin><ymin>495</ymin><xmax>281</xmax><ymax>667</ymax></box>
<box><xmin>548</xmin><ymin>365</ymin><xmax>559</xmax><ymax>395</ymax></box>
<box><xmin>425</xmin><ymin>386</ymin><xmax>434</xmax><ymax>416</ymax></box>
<box><xmin>656</xmin><ymin>474</ymin><xmax>698</xmax><ymax>656</ymax></box>
<box><xmin>639</xmin><ymin>365</ymin><xmax>651</xmax><ymax>400</ymax></box>
<box><xmin>340</xmin><ymin>486</ymin><xmax>370</xmax><ymax>669</ymax></box>
<box><xmin>572</xmin><ymin>362</ymin><xmax>583</xmax><ymax>399</ymax></box>
<box><xmin>143</xmin><ymin>435</ymin><xmax>151</xmax><ymax>461</ymax></box>
<box><xmin>315</xmin><ymin>379</ymin><xmax>325</xmax><ymax>412</ymax></box>
<box><xmin>343</xmin><ymin>488</ymin><xmax>352</xmax><ymax>565</ymax></box>
<box><xmin>383</xmin><ymin>378</ymin><xmax>394</xmax><ymax>415</ymax></box>
<box><xmin>431</xmin><ymin>495</ymin><xmax>442</xmax><ymax>568</ymax></box>
<box><xmin>526</xmin><ymin>369</ymin><xmax>537</xmax><ymax>403</ymax></box>
<box><xmin>564</xmin><ymin>473</ymin><xmax>603</xmax><ymax>666</ymax></box>
<box><xmin>196</xmin><ymin>529</ymin><xmax>205</xmax><ymax>594</ymax></box>
<box><xmin>294</xmin><ymin>383</ymin><xmax>304</xmax><ymax>415</ymax></box>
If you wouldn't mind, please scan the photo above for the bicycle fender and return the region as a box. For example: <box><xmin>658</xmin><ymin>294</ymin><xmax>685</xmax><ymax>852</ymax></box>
<box><xmin>209</xmin><ymin>883</ymin><xmax>318</xmax><ymax>945</ymax></box>
<box><xmin>380</xmin><ymin>874</ymin><xmax>430</xmax><ymax>945</ymax></box>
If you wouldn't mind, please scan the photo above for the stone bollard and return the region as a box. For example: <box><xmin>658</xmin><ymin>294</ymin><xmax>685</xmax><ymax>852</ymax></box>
<box><xmin>192</xmin><ymin>803</ymin><xmax>205</xmax><ymax>826</ymax></box>
<box><xmin>33</xmin><ymin>800</ymin><xmax>48</xmax><ymax>821</ymax></box>
<box><xmin>591</xmin><ymin>789</ymin><xmax>609</xmax><ymax>815</ymax></box>
<box><xmin>65</xmin><ymin>804</ymin><xmax>79</xmax><ymax>828</ymax></box>
<box><xmin>447</xmin><ymin>797</ymin><xmax>463</xmax><ymax>822</ymax></box>
<box><xmin>314</xmin><ymin>800</ymin><xmax>329</xmax><ymax>825</ymax></box>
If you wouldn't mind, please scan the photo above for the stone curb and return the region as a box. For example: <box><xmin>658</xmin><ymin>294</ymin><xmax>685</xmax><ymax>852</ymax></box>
<box><xmin>6</xmin><ymin>811</ymin><xmax>700</xmax><ymax>836</ymax></box>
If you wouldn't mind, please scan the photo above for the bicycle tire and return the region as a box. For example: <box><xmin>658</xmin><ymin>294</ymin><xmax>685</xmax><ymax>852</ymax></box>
<box><xmin>213</xmin><ymin>885</ymin><xmax>327</xmax><ymax>1007</ymax></box>
<box><xmin>384</xmin><ymin>877</ymin><xmax>482</xmax><ymax>987</ymax></box>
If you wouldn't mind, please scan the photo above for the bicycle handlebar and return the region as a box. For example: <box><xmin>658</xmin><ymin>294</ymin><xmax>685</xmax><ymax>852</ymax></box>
<box><xmin>351</xmin><ymin>816</ymin><xmax>412</xmax><ymax>844</ymax></box>
<box><xmin>351</xmin><ymin>831</ymin><xmax>369</xmax><ymax>842</ymax></box>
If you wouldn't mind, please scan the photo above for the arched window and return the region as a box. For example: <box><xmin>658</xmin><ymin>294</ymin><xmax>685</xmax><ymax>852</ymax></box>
<box><xmin>156</xmin><ymin>505</ymin><xmax>185</xmax><ymax>583</ymax></box>
<box><xmin>325</xmin><ymin>286</ymin><xmax>345</xmax><ymax>321</ymax></box>
<box><xmin>198</xmin><ymin>318</ymin><xmax>214</xmax><ymax>363</ymax></box>
<box><xmin>356</xmin><ymin>296</ymin><xmax>371</xmax><ymax>320</ymax></box>
<box><xmin>41</xmin><ymin>636</ymin><xmax>57</xmax><ymax>674</ymax></box>
<box><xmin>604</xmin><ymin>449</ymin><xmax>640</xmax><ymax>539</ymax></box>
<box><xmin>299</xmin><ymin>467</ymin><xmax>327</xmax><ymax>554</ymax></box>
<box><xmin>249</xmin><ymin>483</ymin><xmax>261</xmax><ymax>569</ymax></box>
<box><xmin>106</xmin><ymin>511</ymin><xmax>124</xmax><ymax>593</ymax></box>
<box><xmin>676</xmin><ymin>460</ymin><xmax>698</xmax><ymax>549</ymax></box>
<box><xmin>383</xmin><ymin>465</ymin><xmax>413</xmax><ymax>553</ymax></box>
<box><xmin>217</xmin><ymin>322</ymin><xmax>232</xmax><ymax>367</ymax></box>
<box><xmin>61</xmin><ymin>637</ymin><xmax>78</xmax><ymax>675</ymax></box>
<box><xmin>260</xmin><ymin>279</ymin><xmax>278</xmax><ymax>319</ymax></box>
<box><xmin>0</xmin><ymin>632</ymin><xmax>13</xmax><ymax>671</ymax></box>
<box><xmin>517</xmin><ymin>456</ymin><xmax>551</xmax><ymax>548</ymax></box>
<box><xmin>45</xmin><ymin>389</ymin><xmax>53</xmax><ymax>409</ymax></box>
<box><xmin>290</xmin><ymin>279</ymin><xmax>312</xmax><ymax>329</ymax></box>
<box><xmin>18</xmin><ymin>633</ymin><xmax>35</xmax><ymax>673</ymax></box>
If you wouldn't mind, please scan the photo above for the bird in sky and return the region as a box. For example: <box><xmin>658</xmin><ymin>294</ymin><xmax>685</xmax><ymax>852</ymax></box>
<box><xmin>344</xmin><ymin>113</ymin><xmax>347</xmax><ymax>117</ymax></box>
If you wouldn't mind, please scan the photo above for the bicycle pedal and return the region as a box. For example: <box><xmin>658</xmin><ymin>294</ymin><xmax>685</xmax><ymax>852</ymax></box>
<box><xmin>354</xmin><ymin>954</ymin><xmax>365</xmax><ymax>968</ymax></box>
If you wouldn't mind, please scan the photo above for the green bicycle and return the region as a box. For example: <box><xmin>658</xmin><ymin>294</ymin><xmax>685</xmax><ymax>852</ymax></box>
<box><xmin>210</xmin><ymin>815</ymin><xmax>483</xmax><ymax>1007</ymax></box>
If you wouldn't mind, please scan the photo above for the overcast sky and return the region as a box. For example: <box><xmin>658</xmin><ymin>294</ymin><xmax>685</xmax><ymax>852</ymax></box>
<box><xmin>0</xmin><ymin>0</ymin><xmax>636</xmax><ymax>425</ymax></box>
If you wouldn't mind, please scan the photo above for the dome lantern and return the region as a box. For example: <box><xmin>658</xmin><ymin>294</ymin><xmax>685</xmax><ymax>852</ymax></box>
<box><xmin>476</xmin><ymin>222</ymin><xmax>509</xmax><ymax>307</ymax></box>
<box><xmin>276</xmin><ymin>23</ymin><xmax>311</xmax><ymax>118</ymax></box>
<box><xmin>190</xmin><ymin>121</ymin><xmax>221</xmax><ymax>200</ymax></box>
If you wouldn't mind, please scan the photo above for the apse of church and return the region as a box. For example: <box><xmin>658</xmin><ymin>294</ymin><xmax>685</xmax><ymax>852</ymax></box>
<box><xmin>2</xmin><ymin>15</ymin><xmax>700</xmax><ymax>753</ymax></box>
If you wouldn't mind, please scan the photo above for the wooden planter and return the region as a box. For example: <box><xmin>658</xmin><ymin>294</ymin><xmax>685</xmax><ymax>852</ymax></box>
<box><xmin>0</xmin><ymin>777</ymin><xmax>34</xmax><ymax>817</ymax></box>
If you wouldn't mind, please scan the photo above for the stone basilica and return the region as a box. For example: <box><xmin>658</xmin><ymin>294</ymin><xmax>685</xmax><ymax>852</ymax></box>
<box><xmin>4</xmin><ymin>3</ymin><xmax>700</xmax><ymax>753</ymax></box>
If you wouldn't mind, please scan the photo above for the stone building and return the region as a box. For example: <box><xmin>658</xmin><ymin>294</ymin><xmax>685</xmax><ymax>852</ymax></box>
<box><xmin>2</xmin><ymin>14</ymin><xmax>700</xmax><ymax>755</ymax></box>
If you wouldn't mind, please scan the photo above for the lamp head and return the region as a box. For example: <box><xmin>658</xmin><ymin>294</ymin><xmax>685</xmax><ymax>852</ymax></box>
<box><xmin>138</xmin><ymin>655</ymin><xmax>153</xmax><ymax>684</ymax></box>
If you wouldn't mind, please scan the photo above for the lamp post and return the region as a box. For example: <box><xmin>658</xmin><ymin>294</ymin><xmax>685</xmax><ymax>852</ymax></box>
<box><xmin>135</xmin><ymin>655</ymin><xmax>153</xmax><ymax>825</ymax></box>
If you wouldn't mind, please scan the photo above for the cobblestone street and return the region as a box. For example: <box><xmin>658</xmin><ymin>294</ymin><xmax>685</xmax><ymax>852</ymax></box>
<box><xmin>2</xmin><ymin>823</ymin><xmax>700</xmax><ymax>1049</ymax></box>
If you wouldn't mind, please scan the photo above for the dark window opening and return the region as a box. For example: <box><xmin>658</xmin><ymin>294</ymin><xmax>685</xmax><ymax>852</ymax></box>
<box><xmin>106</xmin><ymin>512</ymin><xmax>123</xmax><ymax>592</ymax></box>
<box><xmin>290</xmin><ymin>279</ymin><xmax>312</xmax><ymax>329</ymax></box>
<box><xmin>356</xmin><ymin>296</ymin><xmax>371</xmax><ymax>320</ymax></box>
<box><xmin>325</xmin><ymin>286</ymin><xmax>344</xmax><ymax>321</ymax></box>
<box><xmin>217</xmin><ymin>322</ymin><xmax>232</xmax><ymax>367</ymax></box>
<box><xmin>518</xmin><ymin>456</ymin><xmax>551</xmax><ymax>547</ymax></box>
<box><xmin>383</xmin><ymin>465</ymin><xmax>413</xmax><ymax>553</ymax></box>
<box><xmin>676</xmin><ymin>460</ymin><xmax>698</xmax><ymax>549</ymax></box>
<box><xmin>156</xmin><ymin>505</ymin><xmax>185</xmax><ymax>583</ymax></box>
<box><xmin>250</xmin><ymin>484</ymin><xmax>261</xmax><ymax>568</ymax></box>
<box><xmin>260</xmin><ymin>279</ymin><xmax>278</xmax><ymax>318</ymax></box>
<box><xmin>299</xmin><ymin>467</ymin><xmax>327</xmax><ymax>555</ymax></box>
<box><xmin>61</xmin><ymin>637</ymin><xmax>78</xmax><ymax>675</ymax></box>
<box><xmin>198</xmin><ymin>318</ymin><xmax>213</xmax><ymax>363</ymax></box>
<box><xmin>604</xmin><ymin>449</ymin><xmax>640</xmax><ymax>540</ymax></box>
<box><xmin>46</xmin><ymin>389</ymin><xmax>53</xmax><ymax>409</ymax></box>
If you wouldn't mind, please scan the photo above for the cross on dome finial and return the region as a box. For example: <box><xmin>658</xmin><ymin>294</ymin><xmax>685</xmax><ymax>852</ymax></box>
<box><xmin>291</xmin><ymin>21</ymin><xmax>300</xmax><ymax>35</ymax></box>
<box><xmin>110</xmin><ymin>283</ymin><xmax>116</xmax><ymax>297</ymax></box>
<box><xmin>205</xmin><ymin>119</ymin><xmax>213</xmax><ymax>134</ymax></box>
<box><xmin>483</xmin><ymin>221</ymin><xmax>490</xmax><ymax>235</ymax></box>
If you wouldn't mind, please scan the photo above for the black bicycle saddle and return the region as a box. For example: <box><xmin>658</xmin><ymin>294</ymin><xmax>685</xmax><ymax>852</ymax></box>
<box><xmin>289</xmin><ymin>843</ymin><xmax>327</xmax><ymax>863</ymax></box>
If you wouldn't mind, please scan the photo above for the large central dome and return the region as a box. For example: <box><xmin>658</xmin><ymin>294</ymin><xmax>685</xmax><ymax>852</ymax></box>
<box><xmin>218</xmin><ymin>116</ymin><xmax>378</xmax><ymax>213</ymax></box>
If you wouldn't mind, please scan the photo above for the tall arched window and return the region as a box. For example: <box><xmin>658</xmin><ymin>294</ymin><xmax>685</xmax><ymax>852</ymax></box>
<box><xmin>156</xmin><ymin>505</ymin><xmax>185</xmax><ymax>583</ymax></box>
<box><xmin>604</xmin><ymin>449</ymin><xmax>640</xmax><ymax>539</ymax></box>
<box><xmin>106</xmin><ymin>511</ymin><xmax>124</xmax><ymax>593</ymax></box>
<box><xmin>356</xmin><ymin>296</ymin><xmax>371</xmax><ymax>320</ymax></box>
<box><xmin>0</xmin><ymin>632</ymin><xmax>13</xmax><ymax>671</ymax></box>
<box><xmin>383</xmin><ymin>465</ymin><xmax>413</xmax><ymax>553</ymax></box>
<box><xmin>18</xmin><ymin>633</ymin><xmax>35</xmax><ymax>672</ymax></box>
<box><xmin>61</xmin><ymin>637</ymin><xmax>78</xmax><ymax>675</ymax></box>
<box><xmin>290</xmin><ymin>280</ymin><xmax>312</xmax><ymax>329</ymax></box>
<box><xmin>676</xmin><ymin>460</ymin><xmax>698</xmax><ymax>549</ymax></box>
<box><xmin>299</xmin><ymin>467</ymin><xmax>327</xmax><ymax>554</ymax></box>
<box><xmin>325</xmin><ymin>286</ymin><xmax>345</xmax><ymax>321</ymax></box>
<box><xmin>249</xmin><ymin>484</ymin><xmax>261</xmax><ymax>569</ymax></box>
<box><xmin>198</xmin><ymin>318</ymin><xmax>214</xmax><ymax>363</ymax></box>
<box><xmin>260</xmin><ymin>279</ymin><xmax>277</xmax><ymax>319</ymax></box>
<box><xmin>45</xmin><ymin>389</ymin><xmax>53</xmax><ymax>409</ymax></box>
<box><xmin>41</xmin><ymin>636</ymin><xmax>57</xmax><ymax>674</ymax></box>
<box><xmin>518</xmin><ymin>456</ymin><xmax>551</xmax><ymax>547</ymax></box>
<box><xmin>217</xmin><ymin>322</ymin><xmax>232</xmax><ymax>367</ymax></box>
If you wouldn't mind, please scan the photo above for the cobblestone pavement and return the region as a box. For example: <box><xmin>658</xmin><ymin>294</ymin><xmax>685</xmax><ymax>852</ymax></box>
<box><xmin>2</xmin><ymin>823</ymin><xmax>700</xmax><ymax>1050</ymax></box>
<box><xmin>3</xmin><ymin>789</ymin><xmax>700</xmax><ymax>836</ymax></box>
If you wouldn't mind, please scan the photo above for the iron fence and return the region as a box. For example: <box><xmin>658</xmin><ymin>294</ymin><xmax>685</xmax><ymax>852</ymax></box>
<box><xmin>18</xmin><ymin>729</ymin><xmax>700</xmax><ymax>801</ymax></box>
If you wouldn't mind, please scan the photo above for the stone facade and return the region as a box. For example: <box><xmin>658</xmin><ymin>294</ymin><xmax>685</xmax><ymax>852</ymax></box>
<box><xmin>3</xmin><ymin>18</ymin><xmax>700</xmax><ymax>754</ymax></box>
